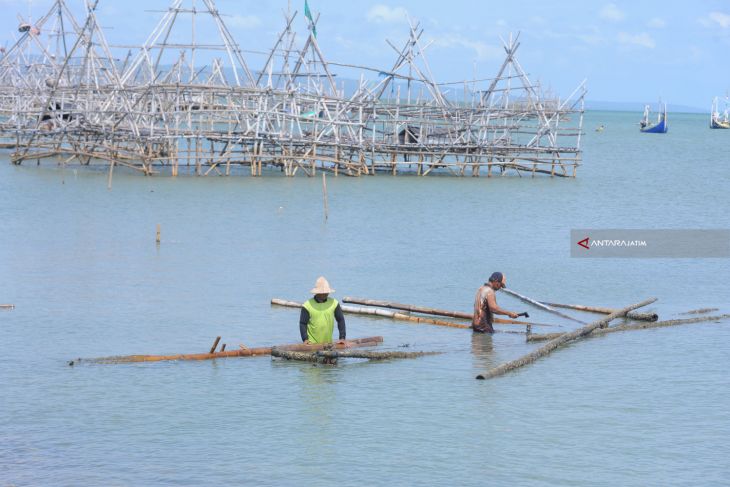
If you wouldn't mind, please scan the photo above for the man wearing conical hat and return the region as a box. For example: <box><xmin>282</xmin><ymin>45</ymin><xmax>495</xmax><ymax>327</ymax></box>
<box><xmin>300</xmin><ymin>276</ymin><xmax>346</xmax><ymax>344</ymax></box>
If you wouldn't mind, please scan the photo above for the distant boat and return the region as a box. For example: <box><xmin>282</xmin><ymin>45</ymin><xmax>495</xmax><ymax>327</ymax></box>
<box><xmin>595</xmin><ymin>124</ymin><xmax>605</xmax><ymax>132</ymax></box>
<box><xmin>710</xmin><ymin>96</ymin><xmax>730</xmax><ymax>129</ymax></box>
<box><xmin>639</xmin><ymin>102</ymin><xmax>668</xmax><ymax>133</ymax></box>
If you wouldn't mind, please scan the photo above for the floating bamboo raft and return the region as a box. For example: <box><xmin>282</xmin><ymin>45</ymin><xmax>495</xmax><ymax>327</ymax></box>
<box><xmin>526</xmin><ymin>314</ymin><xmax>730</xmax><ymax>342</ymax></box>
<box><xmin>82</xmin><ymin>336</ymin><xmax>383</xmax><ymax>364</ymax></box>
<box><xmin>272</xmin><ymin>298</ymin><xmax>558</xmax><ymax>330</ymax></box>
<box><xmin>476</xmin><ymin>298</ymin><xmax>657</xmax><ymax>380</ymax></box>
<box><xmin>271</xmin><ymin>348</ymin><xmax>440</xmax><ymax>363</ymax></box>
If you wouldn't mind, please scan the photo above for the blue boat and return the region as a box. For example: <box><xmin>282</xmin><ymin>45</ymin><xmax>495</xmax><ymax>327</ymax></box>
<box><xmin>639</xmin><ymin>102</ymin><xmax>668</xmax><ymax>133</ymax></box>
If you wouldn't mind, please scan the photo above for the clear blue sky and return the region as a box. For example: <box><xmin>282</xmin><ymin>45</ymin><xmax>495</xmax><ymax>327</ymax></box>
<box><xmin>2</xmin><ymin>0</ymin><xmax>729</xmax><ymax>108</ymax></box>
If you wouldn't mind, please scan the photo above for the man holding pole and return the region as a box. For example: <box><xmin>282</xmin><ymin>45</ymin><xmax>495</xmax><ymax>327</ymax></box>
<box><xmin>300</xmin><ymin>276</ymin><xmax>347</xmax><ymax>344</ymax></box>
<box><xmin>472</xmin><ymin>272</ymin><xmax>519</xmax><ymax>333</ymax></box>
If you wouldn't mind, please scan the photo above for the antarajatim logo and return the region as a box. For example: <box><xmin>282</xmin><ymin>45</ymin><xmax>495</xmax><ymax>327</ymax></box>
<box><xmin>577</xmin><ymin>237</ymin><xmax>590</xmax><ymax>249</ymax></box>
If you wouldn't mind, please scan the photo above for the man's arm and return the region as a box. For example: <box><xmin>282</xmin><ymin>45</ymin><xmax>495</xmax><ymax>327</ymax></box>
<box><xmin>487</xmin><ymin>292</ymin><xmax>518</xmax><ymax>319</ymax></box>
<box><xmin>335</xmin><ymin>304</ymin><xmax>346</xmax><ymax>340</ymax></box>
<box><xmin>299</xmin><ymin>307</ymin><xmax>310</xmax><ymax>342</ymax></box>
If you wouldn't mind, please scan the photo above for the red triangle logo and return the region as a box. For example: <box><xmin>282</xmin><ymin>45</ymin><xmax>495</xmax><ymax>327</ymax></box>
<box><xmin>577</xmin><ymin>237</ymin><xmax>590</xmax><ymax>249</ymax></box>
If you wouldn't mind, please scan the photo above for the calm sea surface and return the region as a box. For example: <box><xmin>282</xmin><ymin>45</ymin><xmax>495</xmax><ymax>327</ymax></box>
<box><xmin>1</xmin><ymin>111</ymin><xmax>729</xmax><ymax>486</ymax></box>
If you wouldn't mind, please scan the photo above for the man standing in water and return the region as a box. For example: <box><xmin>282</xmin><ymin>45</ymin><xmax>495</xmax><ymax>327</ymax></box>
<box><xmin>472</xmin><ymin>272</ymin><xmax>519</xmax><ymax>333</ymax></box>
<box><xmin>300</xmin><ymin>276</ymin><xmax>346</xmax><ymax>344</ymax></box>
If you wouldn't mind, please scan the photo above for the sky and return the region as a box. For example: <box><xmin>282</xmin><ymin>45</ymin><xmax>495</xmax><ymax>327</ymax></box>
<box><xmin>1</xmin><ymin>0</ymin><xmax>729</xmax><ymax>109</ymax></box>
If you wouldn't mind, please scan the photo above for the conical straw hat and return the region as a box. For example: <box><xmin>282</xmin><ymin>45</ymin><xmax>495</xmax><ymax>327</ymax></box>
<box><xmin>310</xmin><ymin>276</ymin><xmax>335</xmax><ymax>294</ymax></box>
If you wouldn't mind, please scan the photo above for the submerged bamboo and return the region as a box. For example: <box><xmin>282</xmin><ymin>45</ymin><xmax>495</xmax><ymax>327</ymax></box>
<box><xmin>526</xmin><ymin>314</ymin><xmax>730</xmax><ymax>342</ymax></box>
<box><xmin>501</xmin><ymin>289</ymin><xmax>586</xmax><ymax>324</ymax></box>
<box><xmin>86</xmin><ymin>336</ymin><xmax>384</xmax><ymax>364</ymax></box>
<box><xmin>540</xmin><ymin>301</ymin><xmax>658</xmax><ymax>322</ymax></box>
<box><xmin>271</xmin><ymin>348</ymin><xmax>440</xmax><ymax>362</ymax></box>
<box><xmin>679</xmin><ymin>308</ymin><xmax>719</xmax><ymax>315</ymax></box>
<box><xmin>476</xmin><ymin>298</ymin><xmax>656</xmax><ymax>380</ymax></box>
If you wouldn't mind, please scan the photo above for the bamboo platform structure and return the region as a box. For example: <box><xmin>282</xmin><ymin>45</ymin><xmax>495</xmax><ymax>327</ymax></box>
<box><xmin>81</xmin><ymin>336</ymin><xmax>383</xmax><ymax>364</ymax></box>
<box><xmin>1</xmin><ymin>1</ymin><xmax>586</xmax><ymax>180</ymax></box>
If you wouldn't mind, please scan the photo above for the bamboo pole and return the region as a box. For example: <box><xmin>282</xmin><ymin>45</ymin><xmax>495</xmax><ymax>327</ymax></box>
<box><xmin>0</xmin><ymin>304</ymin><xmax>15</xmax><ymax>309</ymax></box>
<box><xmin>540</xmin><ymin>301</ymin><xmax>658</xmax><ymax>322</ymax></box>
<box><xmin>526</xmin><ymin>314</ymin><xmax>730</xmax><ymax>342</ymax></box>
<box><xmin>209</xmin><ymin>336</ymin><xmax>221</xmax><ymax>354</ymax></box>
<box><xmin>476</xmin><ymin>298</ymin><xmax>656</xmax><ymax>380</ymax></box>
<box><xmin>85</xmin><ymin>337</ymin><xmax>384</xmax><ymax>364</ymax></box>
<box><xmin>271</xmin><ymin>298</ymin><xmax>555</xmax><ymax>328</ymax></box>
<box><xmin>339</xmin><ymin>296</ymin><xmax>553</xmax><ymax>326</ymax></box>
<box><xmin>500</xmin><ymin>289</ymin><xmax>586</xmax><ymax>324</ymax></box>
<box><xmin>322</xmin><ymin>173</ymin><xmax>329</xmax><ymax>221</ymax></box>
<box><xmin>679</xmin><ymin>308</ymin><xmax>719</xmax><ymax>315</ymax></box>
<box><xmin>271</xmin><ymin>348</ymin><xmax>441</xmax><ymax>362</ymax></box>
<box><xmin>343</xmin><ymin>296</ymin><xmax>472</xmax><ymax>319</ymax></box>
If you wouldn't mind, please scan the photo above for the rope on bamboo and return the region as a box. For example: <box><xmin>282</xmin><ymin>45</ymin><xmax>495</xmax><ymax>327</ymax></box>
<box><xmin>476</xmin><ymin>298</ymin><xmax>656</xmax><ymax>380</ymax></box>
<box><xmin>526</xmin><ymin>314</ymin><xmax>730</xmax><ymax>342</ymax></box>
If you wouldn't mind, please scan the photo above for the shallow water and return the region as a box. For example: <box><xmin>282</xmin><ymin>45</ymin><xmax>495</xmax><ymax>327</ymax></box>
<box><xmin>1</xmin><ymin>111</ymin><xmax>729</xmax><ymax>486</ymax></box>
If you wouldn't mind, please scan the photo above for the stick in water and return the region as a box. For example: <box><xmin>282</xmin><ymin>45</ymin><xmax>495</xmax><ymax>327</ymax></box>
<box><xmin>322</xmin><ymin>173</ymin><xmax>329</xmax><ymax>221</ymax></box>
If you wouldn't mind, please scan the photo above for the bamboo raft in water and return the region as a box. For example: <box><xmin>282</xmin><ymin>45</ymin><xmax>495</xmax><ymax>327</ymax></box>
<box><xmin>82</xmin><ymin>336</ymin><xmax>383</xmax><ymax>364</ymax></box>
<box><xmin>271</xmin><ymin>348</ymin><xmax>441</xmax><ymax>363</ymax></box>
<box><xmin>337</xmin><ymin>297</ymin><xmax>556</xmax><ymax>327</ymax></box>
<box><xmin>476</xmin><ymin>298</ymin><xmax>657</xmax><ymax>380</ymax></box>
<box><xmin>271</xmin><ymin>298</ymin><xmax>558</xmax><ymax>330</ymax></box>
<box><xmin>525</xmin><ymin>314</ymin><xmax>730</xmax><ymax>342</ymax></box>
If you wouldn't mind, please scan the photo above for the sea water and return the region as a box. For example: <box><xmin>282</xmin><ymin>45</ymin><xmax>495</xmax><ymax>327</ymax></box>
<box><xmin>0</xmin><ymin>111</ymin><xmax>729</xmax><ymax>486</ymax></box>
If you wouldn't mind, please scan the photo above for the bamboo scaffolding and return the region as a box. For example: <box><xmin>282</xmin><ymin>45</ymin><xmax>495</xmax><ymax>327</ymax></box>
<box><xmin>1</xmin><ymin>1</ymin><xmax>585</xmax><ymax>180</ymax></box>
<box><xmin>83</xmin><ymin>336</ymin><xmax>383</xmax><ymax>364</ymax></box>
<box><xmin>476</xmin><ymin>298</ymin><xmax>657</xmax><ymax>380</ymax></box>
<box><xmin>526</xmin><ymin>314</ymin><xmax>730</xmax><ymax>342</ymax></box>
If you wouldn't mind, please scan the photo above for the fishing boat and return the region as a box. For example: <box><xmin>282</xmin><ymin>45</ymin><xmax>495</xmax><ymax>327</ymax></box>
<box><xmin>710</xmin><ymin>96</ymin><xmax>730</xmax><ymax>129</ymax></box>
<box><xmin>639</xmin><ymin>101</ymin><xmax>668</xmax><ymax>133</ymax></box>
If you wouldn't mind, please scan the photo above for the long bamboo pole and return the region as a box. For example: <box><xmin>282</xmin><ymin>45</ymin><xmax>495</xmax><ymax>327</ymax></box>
<box><xmin>343</xmin><ymin>296</ymin><xmax>471</xmax><ymax>319</ymax></box>
<box><xmin>475</xmin><ymin>298</ymin><xmax>656</xmax><ymax>380</ymax></box>
<box><xmin>500</xmin><ymin>289</ymin><xmax>586</xmax><ymax>324</ymax></box>
<box><xmin>271</xmin><ymin>348</ymin><xmax>440</xmax><ymax>362</ymax></box>
<box><xmin>0</xmin><ymin>304</ymin><xmax>15</xmax><ymax>309</ymax></box>
<box><xmin>526</xmin><ymin>314</ymin><xmax>730</xmax><ymax>342</ymax></box>
<box><xmin>540</xmin><ymin>301</ymin><xmax>658</xmax><ymax>322</ymax></box>
<box><xmin>339</xmin><ymin>296</ymin><xmax>554</xmax><ymax>326</ymax></box>
<box><xmin>271</xmin><ymin>298</ymin><xmax>556</xmax><ymax>328</ymax></box>
<box><xmin>84</xmin><ymin>337</ymin><xmax>383</xmax><ymax>364</ymax></box>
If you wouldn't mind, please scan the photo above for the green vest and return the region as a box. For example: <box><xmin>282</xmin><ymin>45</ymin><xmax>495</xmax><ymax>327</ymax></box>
<box><xmin>303</xmin><ymin>298</ymin><xmax>338</xmax><ymax>344</ymax></box>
